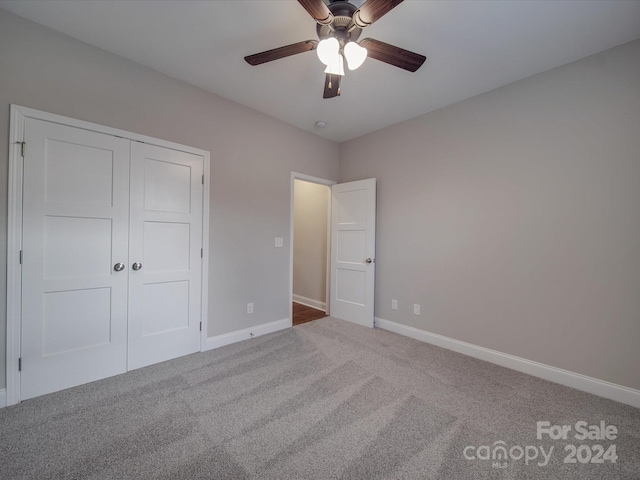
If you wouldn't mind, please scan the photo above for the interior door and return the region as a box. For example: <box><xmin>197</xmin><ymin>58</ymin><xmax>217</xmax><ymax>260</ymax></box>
<box><xmin>21</xmin><ymin>118</ymin><xmax>130</xmax><ymax>400</ymax></box>
<box><xmin>127</xmin><ymin>142</ymin><xmax>204</xmax><ymax>370</ymax></box>
<box><xmin>329</xmin><ymin>178</ymin><xmax>376</xmax><ymax>327</ymax></box>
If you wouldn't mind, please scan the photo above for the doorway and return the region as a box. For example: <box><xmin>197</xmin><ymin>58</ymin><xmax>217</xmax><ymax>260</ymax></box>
<box><xmin>290</xmin><ymin>174</ymin><xmax>335</xmax><ymax>325</ymax></box>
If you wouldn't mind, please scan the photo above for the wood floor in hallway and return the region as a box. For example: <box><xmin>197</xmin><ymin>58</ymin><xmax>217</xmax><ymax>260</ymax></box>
<box><xmin>292</xmin><ymin>302</ymin><xmax>327</xmax><ymax>326</ymax></box>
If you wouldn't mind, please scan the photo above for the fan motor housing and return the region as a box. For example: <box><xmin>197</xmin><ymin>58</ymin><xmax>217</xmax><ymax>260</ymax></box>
<box><xmin>316</xmin><ymin>1</ymin><xmax>362</xmax><ymax>44</ymax></box>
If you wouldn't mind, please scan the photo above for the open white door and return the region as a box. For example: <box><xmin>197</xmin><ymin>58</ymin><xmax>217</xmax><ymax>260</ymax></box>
<box><xmin>329</xmin><ymin>178</ymin><xmax>376</xmax><ymax>327</ymax></box>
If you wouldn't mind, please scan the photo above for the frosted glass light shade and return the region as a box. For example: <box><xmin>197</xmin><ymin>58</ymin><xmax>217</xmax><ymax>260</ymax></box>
<box><xmin>344</xmin><ymin>41</ymin><xmax>367</xmax><ymax>70</ymax></box>
<box><xmin>317</xmin><ymin>37</ymin><xmax>340</xmax><ymax>66</ymax></box>
<box><xmin>324</xmin><ymin>54</ymin><xmax>345</xmax><ymax>76</ymax></box>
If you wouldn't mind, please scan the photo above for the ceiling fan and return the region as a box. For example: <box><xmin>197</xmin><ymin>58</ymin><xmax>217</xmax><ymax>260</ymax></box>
<box><xmin>244</xmin><ymin>0</ymin><xmax>426</xmax><ymax>98</ymax></box>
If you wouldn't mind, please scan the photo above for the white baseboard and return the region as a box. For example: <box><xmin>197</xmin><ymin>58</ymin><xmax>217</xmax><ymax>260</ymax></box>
<box><xmin>292</xmin><ymin>294</ymin><xmax>326</xmax><ymax>311</ymax></box>
<box><xmin>375</xmin><ymin>317</ymin><xmax>640</xmax><ymax>409</ymax></box>
<box><xmin>204</xmin><ymin>318</ymin><xmax>291</xmax><ymax>351</ymax></box>
<box><xmin>0</xmin><ymin>389</ymin><xmax>6</xmax><ymax>408</ymax></box>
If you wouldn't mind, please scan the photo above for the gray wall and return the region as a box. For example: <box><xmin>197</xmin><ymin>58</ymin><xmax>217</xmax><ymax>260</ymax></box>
<box><xmin>2</xmin><ymin>7</ymin><xmax>639</xmax><ymax>395</ymax></box>
<box><xmin>293</xmin><ymin>180</ymin><xmax>329</xmax><ymax>307</ymax></box>
<box><xmin>340</xmin><ymin>39</ymin><xmax>640</xmax><ymax>390</ymax></box>
<box><xmin>0</xmin><ymin>9</ymin><xmax>340</xmax><ymax>389</ymax></box>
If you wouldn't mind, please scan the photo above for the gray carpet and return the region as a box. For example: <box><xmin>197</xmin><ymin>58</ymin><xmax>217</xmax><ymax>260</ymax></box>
<box><xmin>1</xmin><ymin>317</ymin><xmax>639</xmax><ymax>479</ymax></box>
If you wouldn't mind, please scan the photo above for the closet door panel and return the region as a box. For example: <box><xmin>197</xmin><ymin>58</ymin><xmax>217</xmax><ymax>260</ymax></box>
<box><xmin>127</xmin><ymin>142</ymin><xmax>203</xmax><ymax>370</ymax></box>
<box><xmin>21</xmin><ymin>118</ymin><xmax>130</xmax><ymax>400</ymax></box>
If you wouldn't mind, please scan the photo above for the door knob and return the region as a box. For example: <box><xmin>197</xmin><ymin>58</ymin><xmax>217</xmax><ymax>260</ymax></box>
<box><xmin>113</xmin><ymin>262</ymin><xmax>125</xmax><ymax>272</ymax></box>
<box><xmin>365</xmin><ymin>258</ymin><xmax>374</xmax><ymax>264</ymax></box>
<box><xmin>132</xmin><ymin>262</ymin><xmax>142</xmax><ymax>271</ymax></box>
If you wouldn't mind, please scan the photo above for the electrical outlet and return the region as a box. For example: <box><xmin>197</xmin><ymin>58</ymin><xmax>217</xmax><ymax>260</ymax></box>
<box><xmin>275</xmin><ymin>237</ymin><xmax>284</xmax><ymax>248</ymax></box>
<box><xmin>391</xmin><ymin>299</ymin><xmax>398</xmax><ymax>310</ymax></box>
<box><xmin>413</xmin><ymin>304</ymin><xmax>421</xmax><ymax>315</ymax></box>
<box><xmin>247</xmin><ymin>302</ymin><xmax>254</xmax><ymax>314</ymax></box>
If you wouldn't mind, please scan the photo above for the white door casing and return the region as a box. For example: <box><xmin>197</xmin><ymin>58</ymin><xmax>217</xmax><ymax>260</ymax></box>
<box><xmin>20</xmin><ymin>118</ymin><xmax>131</xmax><ymax>400</ymax></box>
<box><xmin>329</xmin><ymin>178</ymin><xmax>376</xmax><ymax>327</ymax></box>
<box><xmin>127</xmin><ymin>142</ymin><xmax>203</xmax><ymax>370</ymax></box>
<box><xmin>6</xmin><ymin>105</ymin><xmax>210</xmax><ymax>405</ymax></box>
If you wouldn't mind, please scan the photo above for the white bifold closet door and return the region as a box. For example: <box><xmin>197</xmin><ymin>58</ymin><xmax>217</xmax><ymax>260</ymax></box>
<box><xmin>20</xmin><ymin>118</ymin><xmax>203</xmax><ymax>400</ymax></box>
<box><xmin>127</xmin><ymin>142</ymin><xmax>203</xmax><ymax>370</ymax></box>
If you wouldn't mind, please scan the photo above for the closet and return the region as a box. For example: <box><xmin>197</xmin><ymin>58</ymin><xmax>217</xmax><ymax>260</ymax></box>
<box><xmin>12</xmin><ymin>108</ymin><xmax>207</xmax><ymax>401</ymax></box>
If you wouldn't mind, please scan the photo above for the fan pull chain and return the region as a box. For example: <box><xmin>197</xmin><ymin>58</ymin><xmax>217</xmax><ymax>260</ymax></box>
<box><xmin>328</xmin><ymin>80</ymin><xmax>333</xmax><ymax>90</ymax></box>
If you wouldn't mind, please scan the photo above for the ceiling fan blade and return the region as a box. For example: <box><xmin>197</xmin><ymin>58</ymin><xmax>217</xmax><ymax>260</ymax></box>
<box><xmin>359</xmin><ymin>38</ymin><xmax>426</xmax><ymax>72</ymax></box>
<box><xmin>353</xmin><ymin>0</ymin><xmax>404</xmax><ymax>28</ymax></box>
<box><xmin>244</xmin><ymin>40</ymin><xmax>318</xmax><ymax>66</ymax></box>
<box><xmin>323</xmin><ymin>73</ymin><xmax>342</xmax><ymax>99</ymax></box>
<box><xmin>298</xmin><ymin>0</ymin><xmax>333</xmax><ymax>25</ymax></box>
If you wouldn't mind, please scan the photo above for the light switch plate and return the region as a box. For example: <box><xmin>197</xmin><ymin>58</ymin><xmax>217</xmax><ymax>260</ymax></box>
<box><xmin>275</xmin><ymin>237</ymin><xmax>284</xmax><ymax>248</ymax></box>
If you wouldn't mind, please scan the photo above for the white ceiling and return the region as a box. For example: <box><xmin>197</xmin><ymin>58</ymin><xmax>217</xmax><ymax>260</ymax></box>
<box><xmin>2</xmin><ymin>0</ymin><xmax>640</xmax><ymax>142</ymax></box>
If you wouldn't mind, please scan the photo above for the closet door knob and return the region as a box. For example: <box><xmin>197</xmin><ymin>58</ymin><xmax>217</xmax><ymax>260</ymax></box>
<box><xmin>113</xmin><ymin>263</ymin><xmax>125</xmax><ymax>272</ymax></box>
<box><xmin>132</xmin><ymin>262</ymin><xmax>142</xmax><ymax>271</ymax></box>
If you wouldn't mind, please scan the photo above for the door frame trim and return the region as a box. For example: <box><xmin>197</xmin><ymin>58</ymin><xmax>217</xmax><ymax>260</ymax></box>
<box><xmin>289</xmin><ymin>172</ymin><xmax>336</xmax><ymax>326</ymax></box>
<box><xmin>6</xmin><ymin>105</ymin><xmax>211</xmax><ymax>406</ymax></box>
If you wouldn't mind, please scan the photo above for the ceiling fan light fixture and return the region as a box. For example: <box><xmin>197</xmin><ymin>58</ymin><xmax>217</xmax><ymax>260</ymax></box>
<box><xmin>317</xmin><ymin>37</ymin><xmax>339</xmax><ymax>66</ymax></box>
<box><xmin>344</xmin><ymin>41</ymin><xmax>367</xmax><ymax>70</ymax></box>
<box><xmin>324</xmin><ymin>53</ymin><xmax>345</xmax><ymax>76</ymax></box>
<box><xmin>245</xmin><ymin>0</ymin><xmax>426</xmax><ymax>99</ymax></box>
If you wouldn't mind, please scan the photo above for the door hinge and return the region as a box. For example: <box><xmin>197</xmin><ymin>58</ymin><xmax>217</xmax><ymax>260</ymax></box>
<box><xmin>201</xmin><ymin>248</ymin><xmax>203</xmax><ymax>258</ymax></box>
<box><xmin>202</xmin><ymin>174</ymin><xmax>204</xmax><ymax>185</ymax></box>
<box><xmin>199</xmin><ymin>321</ymin><xmax>202</xmax><ymax>332</ymax></box>
<box><xmin>18</xmin><ymin>141</ymin><xmax>25</xmax><ymax>157</ymax></box>
<box><xmin>18</xmin><ymin>357</ymin><xmax>22</xmax><ymax>371</ymax></box>
<box><xmin>19</xmin><ymin>250</ymin><xmax>23</xmax><ymax>264</ymax></box>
